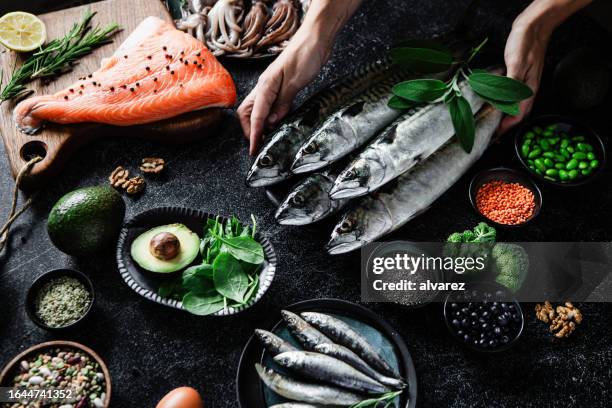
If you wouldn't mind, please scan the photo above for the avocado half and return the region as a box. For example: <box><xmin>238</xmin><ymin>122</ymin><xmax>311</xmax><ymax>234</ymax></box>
<box><xmin>47</xmin><ymin>185</ymin><xmax>126</xmax><ymax>256</ymax></box>
<box><xmin>130</xmin><ymin>224</ymin><xmax>200</xmax><ymax>273</ymax></box>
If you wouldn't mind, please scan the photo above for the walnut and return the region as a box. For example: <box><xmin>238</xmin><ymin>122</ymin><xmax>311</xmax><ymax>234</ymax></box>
<box><xmin>140</xmin><ymin>157</ymin><xmax>165</xmax><ymax>174</ymax></box>
<box><xmin>535</xmin><ymin>301</ymin><xmax>582</xmax><ymax>338</ymax></box>
<box><xmin>535</xmin><ymin>301</ymin><xmax>555</xmax><ymax>324</ymax></box>
<box><xmin>124</xmin><ymin>176</ymin><xmax>145</xmax><ymax>194</ymax></box>
<box><xmin>109</xmin><ymin>166</ymin><xmax>129</xmax><ymax>188</ymax></box>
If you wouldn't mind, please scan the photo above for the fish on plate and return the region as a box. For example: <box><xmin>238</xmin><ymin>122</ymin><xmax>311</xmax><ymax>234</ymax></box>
<box><xmin>14</xmin><ymin>16</ymin><xmax>236</xmax><ymax>134</ymax></box>
<box><xmin>326</xmin><ymin>106</ymin><xmax>503</xmax><ymax>254</ymax></box>
<box><xmin>246</xmin><ymin>58</ymin><xmax>400</xmax><ymax>188</ymax></box>
<box><xmin>329</xmin><ymin>80</ymin><xmax>485</xmax><ymax>200</ymax></box>
<box><xmin>275</xmin><ymin>170</ymin><xmax>350</xmax><ymax>226</ymax></box>
<box><xmin>255</xmin><ymin>329</ymin><xmax>298</xmax><ymax>355</ymax></box>
<box><xmin>281</xmin><ymin>310</ymin><xmax>332</xmax><ymax>350</ymax></box>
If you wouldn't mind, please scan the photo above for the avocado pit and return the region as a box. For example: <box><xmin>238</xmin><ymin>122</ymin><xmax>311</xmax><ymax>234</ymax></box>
<box><xmin>150</xmin><ymin>232</ymin><xmax>180</xmax><ymax>260</ymax></box>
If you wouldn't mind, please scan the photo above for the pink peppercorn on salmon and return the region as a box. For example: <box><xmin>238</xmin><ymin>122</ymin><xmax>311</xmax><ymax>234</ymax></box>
<box><xmin>14</xmin><ymin>16</ymin><xmax>237</xmax><ymax>134</ymax></box>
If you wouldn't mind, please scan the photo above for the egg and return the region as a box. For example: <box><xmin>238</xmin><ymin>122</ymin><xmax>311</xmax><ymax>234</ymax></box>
<box><xmin>156</xmin><ymin>387</ymin><xmax>203</xmax><ymax>408</ymax></box>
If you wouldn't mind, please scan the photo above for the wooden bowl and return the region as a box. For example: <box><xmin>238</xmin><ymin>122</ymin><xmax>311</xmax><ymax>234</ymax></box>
<box><xmin>0</xmin><ymin>340</ymin><xmax>112</xmax><ymax>407</ymax></box>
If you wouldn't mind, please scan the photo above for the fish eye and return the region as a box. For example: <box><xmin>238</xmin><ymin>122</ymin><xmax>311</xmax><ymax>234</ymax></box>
<box><xmin>303</xmin><ymin>142</ymin><xmax>318</xmax><ymax>154</ymax></box>
<box><xmin>346</xmin><ymin>170</ymin><xmax>355</xmax><ymax>178</ymax></box>
<box><xmin>259</xmin><ymin>154</ymin><xmax>274</xmax><ymax>167</ymax></box>
<box><xmin>338</xmin><ymin>219</ymin><xmax>353</xmax><ymax>232</ymax></box>
<box><xmin>291</xmin><ymin>194</ymin><xmax>305</xmax><ymax>207</ymax></box>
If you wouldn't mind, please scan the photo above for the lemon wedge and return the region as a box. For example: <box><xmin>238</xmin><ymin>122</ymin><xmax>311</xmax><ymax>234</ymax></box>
<box><xmin>0</xmin><ymin>11</ymin><xmax>46</xmax><ymax>52</ymax></box>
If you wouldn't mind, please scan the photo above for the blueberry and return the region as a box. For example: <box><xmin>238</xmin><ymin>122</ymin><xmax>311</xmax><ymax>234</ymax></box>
<box><xmin>461</xmin><ymin>307</ymin><xmax>469</xmax><ymax>314</ymax></box>
<box><xmin>501</xmin><ymin>335</ymin><xmax>510</xmax><ymax>344</ymax></box>
<box><xmin>498</xmin><ymin>316</ymin><xmax>508</xmax><ymax>326</ymax></box>
<box><xmin>471</xmin><ymin>312</ymin><xmax>478</xmax><ymax>318</ymax></box>
<box><xmin>509</xmin><ymin>304</ymin><xmax>515</xmax><ymax>311</ymax></box>
<box><xmin>490</xmin><ymin>306</ymin><xmax>500</xmax><ymax>315</ymax></box>
<box><xmin>451</xmin><ymin>302</ymin><xmax>458</xmax><ymax>309</ymax></box>
<box><xmin>479</xmin><ymin>338</ymin><xmax>486</xmax><ymax>346</ymax></box>
<box><xmin>489</xmin><ymin>339</ymin><xmax>498</xmax><ymax>347</ymax></box>
<box><xmin>494</xmin><ymin>326</ymin><xmax>502</xmax><ymax>335</ymax></box>
<box><xmin>478</xmin><ymin>317</ymin><xmax>486</xmax><ymax>324</ymax></box>
<box><xmin>452</xmin><ymin>319</ymin><xmax>461</xmax><ymax>328</ymax></box>
<box><xmin>464</xmin><ymin>334</ymin><xmax>471</xmax><ymax>342</ymax></box>
<box><xmin>461</xmin><ymin>318</ymin><xmax>470</xmax><ymax>328</ymax></box>
<box><xmin>482</xmin><ymin>311</ymin><xmax>489</xmax><ymax>318</ymax></box>
<box><xmin>455</xmin><ymin>311</ymin><xmax>461</xmax><ymax>317</ymax></box>
<box><xmin>482</xmin><ymin>323</ymin><xmax>490</xmax><ymax>331</ymax></box>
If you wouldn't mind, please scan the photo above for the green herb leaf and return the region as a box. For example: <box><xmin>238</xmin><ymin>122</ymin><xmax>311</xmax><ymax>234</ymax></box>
<box><xmin>447</xmin><ymin>95</ymin><xmax>476</xmax><ymax>153</ymax></box>
<box><xmin>182</xmin><ymin>293</ymin><xmax>225</xmax><ymax>316</ymax></box>
<box><xmin>213</xmin><ymin>253</ymin><xmax>249</xmax><ymax>303</ymax></box>
<box><xmin>477</xmin><ymin>94</ymin><xmax>521</xmax><ymax>116</ymax></box>
<box><xmin>468</xmin><ymin>73</ymin><xmax>533</xmax><ymax>102</ymax></box>
<box><xmin>392</xmin><ymin>79</ymin><xmax>448</xmax><ymax>103</ymax></box>
<box><xmin>241</xmin><ymin>273</ymin><xmax>260</xmax><ymax>305</ymax></box>
<box><xmin>216</xmin><ymin>235</ymin><xmax>264</xmax><ymax>265</ymax></box>
<box><xmin>390</xmin><ymin>47</ymin><xmax>453</xmax><ymax>73</ymax></box>
<box><xmin>183</xmin><ymin>264</ymin><xmax>215</xmax><ymax>294</ymax></box>
<box><xmin>158</xmin><ymin>279</ymin><xmax>186</xmax><ymax>300</ymax></box>
<box><xmin>388</xmin><ymin>95</ymin><xmax>419</xmax><ymax>110</ymax></box>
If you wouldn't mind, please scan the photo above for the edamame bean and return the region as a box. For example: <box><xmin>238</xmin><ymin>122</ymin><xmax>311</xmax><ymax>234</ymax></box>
<box><xmin>568</xmin><ymin>169</ymin><xmax>579</xmax><ymax>179</ymax></box>
<box><xmin>545</xmin><ymin>169</ymin><xmax>558</xmax><ymax>177</ymax></box>
<box><xmin>521</xmin><ymin>144</ymin><xmax>530</xmax><ymax>158</ymax></box>
<box><xmin>525</xmin><ymin>131</ymin><xmax>535</xmax><ymax>139</ymax></box>
<box><xmin>535</xmin><ymin>158</ymin><xmax>547</xmax><ymax>172</ymax></box>
<box><xmin>567</xmin><ymin>146</ymin><xmax>575</xmax><ymax>154</ymax></box>
<box><xmin>566</xmin><ymin>159</ymin><xmax>578</xmax><ymax>170</ymax></box>
<box><xmin>539</xmin><ymin>139</ymin><xmax>550</xmax><ymax>150</ymax></box>
<box><xmin>534</xmin><ymin>126</ymin><xmax>543</xmax><ymax>134</ymax></box>
<box><xmin>542</xmin><ymin>152</ymin><xmax>555</xmax><ymax>158</ymax></box>
<box><xmin>577</xmin><ymin>143</ymin><xmax>588</xmax><ymax>152</ymax></box>
<box><xmin>584</xmin><ymin>143</ymin><xmax>593</xmax><ymax>152</ymax></box>
<box><xmin>544</xmin><ymin>158</ymin><xmax>554</xmax><ymax>168</ymax></box>
<box><xmin>573</xmin><ymin>152</ymin><xmax>587</xmax><ymax>160</ymax></box>
<box><xmin>582</xmin><ymin>168</ymin><xmax>592</xmax><ymax>176</ymax></box>
<box><xmin>560</xmin><ymin>149</ymin><xmax>571</xmax><ymax>159</ymax></box>
<box><xmin>579</xmin><ymin>161</ymin><xmax>589</xmax><ymax>169</ymax></box>
<box><xmin>535</xmin><ymin>168</ymin><xmax>543</xmax><ymax>176</ymax></box>
<box><xmin>559</xmin><ymin>169</ymin><xmax>569</xmax><ymax>181</ymax></box>
<box><xmin>528</xmin><ymin>149</ymin><xmax>542</xmax><ymax>159</ymax></box>
<box><xmin>572</xmin><ymin>136</ymin><xmax>585</xmax><ymax>142</ymax></box>
<box><xmin>555</xmin><ymin>163</ymin><xmax>565</xmax><ymax>170</ymax></box>
<box><xmin>560</xmin><ymin>139</ymin><xmax>570</xmax><ymax>149</ymax></box>
<box><xmin>591</xmin><ymin>160</ymin><xmax>600</xmax><ymax>169</ymax></box>
<box><xmin>587</xmin><ymin>152</ymin><xmax>596</xmax><ymax>160</ymax></box>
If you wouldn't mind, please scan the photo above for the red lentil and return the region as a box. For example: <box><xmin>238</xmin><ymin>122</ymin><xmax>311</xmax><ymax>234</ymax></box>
<box><xmin>476</xmin><ymin>180</ymin><xmax>535</xmax><ymax>225</ymax></box>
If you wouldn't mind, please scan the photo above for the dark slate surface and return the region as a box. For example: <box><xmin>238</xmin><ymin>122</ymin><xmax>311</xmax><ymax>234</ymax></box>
<box><xmin>1</xmin><ymin>1</ymin><xmax>612</xmax><ymax>407</ymax></box>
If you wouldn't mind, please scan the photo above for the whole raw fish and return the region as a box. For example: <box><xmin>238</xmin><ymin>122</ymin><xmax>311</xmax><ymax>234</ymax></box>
<box><xmin>246</xmin><ymin>59</ymin><xmax>399</xmax><ymax>187</ymax></box>
<box><xmin>255</xmin><ymin>329</ymin><xmax>298</xmax><ymax>355</ymax></box>
<box><xmin>255</xmin><ymin>364</ymin><xmax>364</xmax><ymax>406</ymax></box>
<box><xmin>326</xmin><ymin>106</ymin><xmax>502</xmax><ymax>254</ymax></box>
<box><xmin>290</xmin><ymin>74</ymin><xmax>407</xmax><ymax>174</ymax></box>
<box><xmin>329</xmin><ymin>81</ymin><xmax>485</xmax><ymax>199</ymax></box>
<box><xmin>281</xmin><ymin>310</ymin><xmax>332</xmax><ymax>350</ymax></box>
<box><xmin>314</xmin><ymin>343</ymin><xmax>406</xmax><ymax>390</ymax></box>
<box><xmin>270</xmin><ymin>404</ymin><xmax>323</xmax><ymax>408</ymax></box>
<box><xmin>274</xmin><ymin>351</ymin><xmax>388</xmax><ymax>394</ymax></box>
<box><xmin>275</xmin><ymin>170</ymin><xmax>349</xmax><ymax>225</ymax></box>
<box><xmin>300</xmin><ymin>312</ymin><xmax>398</xmax><ymax>378</ymax></box>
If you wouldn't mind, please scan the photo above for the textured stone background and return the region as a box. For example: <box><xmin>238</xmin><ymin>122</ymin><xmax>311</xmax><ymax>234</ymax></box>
<box><xmin>1</xmin><ymin>1</ymin><xmax>611</xmax><ymax>407</ymax></box>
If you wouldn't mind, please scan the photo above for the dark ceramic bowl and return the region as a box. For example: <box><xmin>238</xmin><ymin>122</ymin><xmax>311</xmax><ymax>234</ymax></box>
<box><xmin>25</xmin><ymin>269</ymin><xmax>94</xmax><ymax>331</ymax></box>
<box><xmin>514</xmin><ymin>115</ymin><xmax>606</xmax><ymax>187</ymax></box>
<box><xmin>469</xmin><ymin>167</ymin><xmax>542</xmax><ymax>228</ymax></box>
<box><xmin>443</xmin><ymin>282</ymin><xmax>524</xmax><ymax>353</ymax></box>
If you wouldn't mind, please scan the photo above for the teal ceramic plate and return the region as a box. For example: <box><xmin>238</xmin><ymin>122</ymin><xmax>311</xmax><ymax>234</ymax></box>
<box><xmin>236</xmin><ymin>299</ymin><xmax>417</xmax><ymax>408</ymax></box>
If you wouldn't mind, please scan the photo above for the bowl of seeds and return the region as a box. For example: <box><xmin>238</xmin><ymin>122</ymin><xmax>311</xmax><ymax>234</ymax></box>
<box><xmin>0</xmin><ymin>340</ymin><xmax>111</xmax><ymax>407</ymax></box>
<box><xmin>26</xmin><ymin>269</ymin><xmax>94</xmax><ymax>331</ymax></box>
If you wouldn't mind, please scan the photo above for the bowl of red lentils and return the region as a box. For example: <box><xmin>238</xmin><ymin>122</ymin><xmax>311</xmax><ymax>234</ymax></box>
<box><xmin>469</xmin><ymin>167</ymin><xmax>542</xmax><ymax>227</ymax></box>
<box><xmin>0</xmin><ymin>340</ymin><xmax>111</xmax><ymax>407</ymax></box>
<box><xmin>514</xmin><ymin>115</ymin><xmax>606</xmax><ymax>187</ymax></box>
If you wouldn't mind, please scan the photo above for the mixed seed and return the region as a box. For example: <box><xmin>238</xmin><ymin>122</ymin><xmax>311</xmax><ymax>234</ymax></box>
<box><xmin>9</xmin><ymin>348</ymin><xmax>107</xmax><ymax>408</ymax></box>
<box><xmin>34</xmin><ymin>277</ymin><xmax>91</xmax><ymax>328</ymax></box>
<box><xmin>520</xmin><ymin>123</ymin><xmax>600</xmax><ymax>182</ymax></box>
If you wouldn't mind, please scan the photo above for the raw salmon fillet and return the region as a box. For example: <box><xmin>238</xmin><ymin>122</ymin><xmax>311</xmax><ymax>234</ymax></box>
<box><xmin>14</xmin><ymin>16</ymin><xmax>237</xmax><ymax>134</ymax></box>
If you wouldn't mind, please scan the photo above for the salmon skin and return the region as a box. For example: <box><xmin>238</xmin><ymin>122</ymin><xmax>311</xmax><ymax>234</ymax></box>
<box><xmin>14</xmin><ymin>16</ymin><xmax>237</xmax><ymax>134</ymax></box>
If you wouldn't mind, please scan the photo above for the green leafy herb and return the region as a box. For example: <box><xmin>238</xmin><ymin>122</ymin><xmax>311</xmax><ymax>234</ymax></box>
<box><xmin>350</xmin><ymin>390</ymin><xmax>403</xmax><ymax>408</ymax></box>
<box><xmin>0</xmin><ymin>10</ymin><xmax>120</xmax><ymax>101</ymax></box>
<box><xmin>392</xmin><ymin>79</ymin><xmax>448</xmax><ymax>103</ymax></box>
<box><xmin>390</xmin><ymin>46</ymin><xmax>453</xmax><ymax>73</ymax></box>
<box><xmin>159</xmin><ymin>215</ymin><xmax>264</xmax><ymax>316</ymax></box>
<box><xmin>389</xmin><ymin>38</ymin><xmax>533</xmax><ymax>152</ymax></box>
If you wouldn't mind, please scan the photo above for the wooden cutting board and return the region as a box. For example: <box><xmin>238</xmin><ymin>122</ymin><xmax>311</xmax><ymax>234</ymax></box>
<box><xmin>0</xmin><ymin>0</ymin><xmax>222</xmax><ymax>190</ymax></box>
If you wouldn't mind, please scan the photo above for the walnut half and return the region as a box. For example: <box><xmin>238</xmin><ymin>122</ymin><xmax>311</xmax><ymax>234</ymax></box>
<box><xmin>124</xmin><ymin>176</ymin><xmax>145</xmax><ymax>195</ymax></box>
<box><xmin>140</xmin><ymin>157</ymin><xmax>165</xmax><ymax>174</ymax></box>
<box><xmin>535</xmin><ymin>301</ymin><xmax>583</xmax><ymax>338</ymax></box>
<box><xmin>109</xmin><ymin>166</ymin><xmax>129</xmax><ymax>188</ymax></box>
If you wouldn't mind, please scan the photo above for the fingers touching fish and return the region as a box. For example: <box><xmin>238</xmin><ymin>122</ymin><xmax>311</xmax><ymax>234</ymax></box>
<box><xmin>275</xmin><ymin>171</ymin><xmax>349</xmax><ymax>225</ymax></box>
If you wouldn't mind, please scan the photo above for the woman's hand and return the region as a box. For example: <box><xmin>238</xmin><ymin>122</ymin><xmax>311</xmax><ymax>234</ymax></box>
<box><xmin>237</xmin><ymin>0</ymin><xmax>363</xmax><ymax>155</ymax></box>
<box><xmin>498</xmin><ymin>0</ymin><xmax>593</xmax><ymax>135</ymax></box>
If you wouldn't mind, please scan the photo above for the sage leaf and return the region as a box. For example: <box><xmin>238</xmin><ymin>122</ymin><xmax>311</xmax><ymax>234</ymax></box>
<box><xmin>388</xmin><ymin>95</ymin><xmax>418</xmax><ymax>110</ymax></box>
<box><xmin>447</xmin><ymin>95</ymin><xmax>476</xmax><ymax>153</ymax></box>
<box><xmin>390</xmin><ymin>47</ymin><xmax>453</xmax><ymax>73</ymax></box>
<box><xmin>477</xmin><ymin>93</ymin><xmax>521</xmax><ymax>116</ymax></box>
<box><xmin>182</xmin><ymin>293</ymin><xmax>225</xmax><ymax>316</ymax></box>
<box><xmin>218</xmin><ymin>235</ymin><xmax>265</xmax><ymax>264</ymax></box>
<box><xmin>468</xmin><ymin>73</ymin><xmax>533</xmax><ymax>102</ymax></box>
<box><xmin>213</xmin><ymin>253</ymin><xmax>248</xmax><ymax>303</ymax></box>
<box><xmin>392</xmin><ymin>79</ymin><xmax>448</xmax><ymax>102</ymax></box>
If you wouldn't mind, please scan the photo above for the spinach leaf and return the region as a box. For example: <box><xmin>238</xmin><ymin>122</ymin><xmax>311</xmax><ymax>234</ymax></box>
<box><xmin>213</xmin><ymin>253</ymin><xmax>249</xmax><ymax>303</ymax></box>
<box><xmin>213</xmin><ymin>232</ymin><xmax>265</xmax><ymax>265</ymax></box>
<box><xmin>182</xmin><ymin>292</ymin><xmax>225</xmax><ymax>316</ymax></box>
<box><xmin>158</xmin><ymin>279</ymin><xmax>186</xmax><ymax>300</ymax></box>
<box><xmin>183</xmin><ymin>264</ymin><xmax>215</xmax><ymax>294</ymax></box>
<box><xmin>242</xmin><ymin>273</ymin><xmax>260</xmax><ymax>305</ymax></box>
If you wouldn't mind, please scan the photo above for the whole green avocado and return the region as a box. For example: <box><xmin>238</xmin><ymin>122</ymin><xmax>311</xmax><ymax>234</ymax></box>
<box><xmin>47</xmin><ymin>185</ymin><xmax>126</xmax><ymax>256</ymax></box>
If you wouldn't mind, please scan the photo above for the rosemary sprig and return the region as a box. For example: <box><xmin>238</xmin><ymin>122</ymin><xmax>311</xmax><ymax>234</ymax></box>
<box><xmin>0</xmin><ymin>10</ymin><xmax>120</xmax><ymax>102</ymax></box>
<box><xmin>350</xmin><ymin>390</ymin><xmax>403</xmax><ymax>408</ymax></box>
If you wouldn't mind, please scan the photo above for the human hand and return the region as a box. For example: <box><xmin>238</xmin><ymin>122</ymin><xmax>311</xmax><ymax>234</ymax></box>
<box><xmin>237</xmin><ymin>32</ymin><xmax>332</xmax><ymax>155</ymax></box>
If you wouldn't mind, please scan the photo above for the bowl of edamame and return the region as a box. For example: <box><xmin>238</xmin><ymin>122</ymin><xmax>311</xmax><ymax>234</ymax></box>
<box><xmin>515</xmin><ymin>115</ymin><xmax>606</xmax><ymax>187</ymax></box>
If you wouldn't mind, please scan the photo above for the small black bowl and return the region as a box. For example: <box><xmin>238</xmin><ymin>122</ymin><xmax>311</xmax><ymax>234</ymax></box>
<box><xmin>469</xmin><ymin>167</ymin><xmax>542</xmax><ymax>228</ymax></box>
<box><xmin>26</xmin><ymin>269</ymin><xmax>95</xmax><ymax>331</ymax></box>
<box><xmin>443</xmin><ymin>282</ymin><xmax>524</xmax><ymax>353</ymax></box>
<box><xmin>514</xmin><ymin>115</ymin><xmax>606</xmax><ymax>187</ymax></box>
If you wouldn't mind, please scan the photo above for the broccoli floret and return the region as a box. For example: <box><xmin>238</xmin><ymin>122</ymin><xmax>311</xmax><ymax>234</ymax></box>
<box><xmin>473</xmin><ymin>222</ymin><xmax>497</xmax><ymax>242</ymax></box>
<box><xmin>447</xmin><ymin>232</ymin><xmax>464</xmax><ymax>243</ymax></box>
<box><xmin>492</xmin><ymin>243</ymin><xmax>529</xmax><ymax>292</ymax></box>
<box><xmin>462</xmin><ymin>230</ymin><xmax>476</xmax><ymax>242</ymax></box>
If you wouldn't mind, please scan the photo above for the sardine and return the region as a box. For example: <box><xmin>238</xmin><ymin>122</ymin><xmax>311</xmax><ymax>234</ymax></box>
<box><xmin>290</xmin><ymin>73</ymin><xmax>410</xmax><ymax>174</ymax></box>
<box><xmin>300</xmin><ymin>312</ymin><xmax>399</xmax><ymax>378</ymax></box>
<box><xmin>314</xmin><ymin>343</ymin><xmax>406</xmax><ymax>390</ymax></box>
<box><xmin>255</xmin><ymin>329</ymin><xmax>298</xmax><ymax>355</ymax></box>
<box><xmin>275</xmin><ymin>170</ymin><xmax>350</xmax><ymax>225</ymax></box>
<box><xmin>255</xmin><ymin>364</ymin><xmax>364</xmax><ymax>406</ymax></box>
<box><xmin>270</xmin><ymin>404</ymin><xmax>323</xmax><ymax>408</ymax></box>
<box><xmin>326</xmin><ymin>106</ymin><xmax>502</xmax><ymax>254</ymax></box>
<box><xmin>246</xmin><ymin>59</ymin><xmax>398</xmax><ymax>187</ymax></box>
<box><xmin>274</xmin><ymin>351</ymin><xmax>388</xmax><ymax>394</ymax></box>
<box><xmin>281</xmin><ymin>310</ymin><xmax>332</xmax><ymax>350</ymax></box>
<box><xmin>330</xmin><ymin>81</ymin><xmax>485</xmax><ymax>199</ymax></box>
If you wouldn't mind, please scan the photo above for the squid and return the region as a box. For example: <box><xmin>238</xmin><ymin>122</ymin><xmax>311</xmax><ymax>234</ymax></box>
<box><xmin>241</xmin><ymin>0</ymin><xmax>270</xmax><ymax>49</ymax></box>
<box><xmin>206</xmin><ymin>0</ymin><xmax>245</xmax><ymax>56</ymax></box>
<box><xmin>256</xmin><ymin>0</ymin><xmax>299</xmax><ymax>50</ymax></box>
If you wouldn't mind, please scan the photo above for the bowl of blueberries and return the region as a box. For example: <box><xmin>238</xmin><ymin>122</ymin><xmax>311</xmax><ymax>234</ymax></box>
<box><xmin>443</xmin><ymin>282</ymin><xmax>524</xmax><ymax>353</ymax></box>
